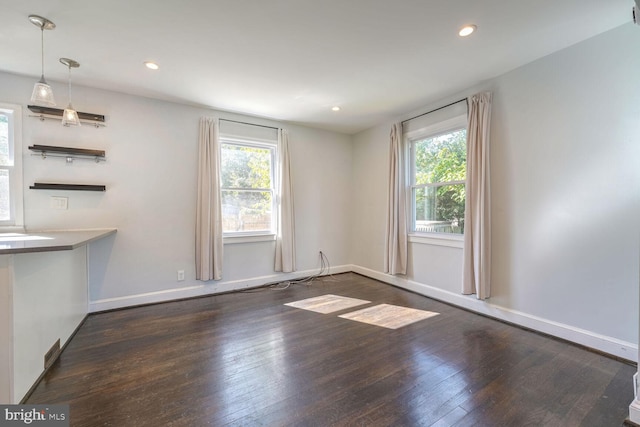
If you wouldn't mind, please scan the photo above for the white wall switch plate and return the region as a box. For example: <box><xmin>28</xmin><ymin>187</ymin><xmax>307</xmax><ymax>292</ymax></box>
<box><xmin>50</xmin><ymin>196</ymin><xmax>68</xmax><ymax>210</ymax></box>
<box><xmin>177</xmin><ymin>270</ymin><xmax>185</xmax><ymax>281</ymax></box>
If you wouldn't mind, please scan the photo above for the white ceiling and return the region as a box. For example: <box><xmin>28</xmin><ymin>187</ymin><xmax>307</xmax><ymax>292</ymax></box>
<box><xmin>0</xmin><ymin>0</ymin><xmax>633</xmax><ymax>134</ymax></box>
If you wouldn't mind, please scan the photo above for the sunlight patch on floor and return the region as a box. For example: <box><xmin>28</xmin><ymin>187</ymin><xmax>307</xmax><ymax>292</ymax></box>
<box><xmin>284</xmin><ymin>294</ymin><xmax>370</xmax><ymax>314</ymax></box>
<box><xmin>339</xmin><ymin>304</ymin><xmax>439</xmax><ymax>329</ymax></box>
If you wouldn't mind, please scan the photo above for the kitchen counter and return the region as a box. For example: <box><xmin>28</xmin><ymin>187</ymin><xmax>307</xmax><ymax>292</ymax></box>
<box><xmin>0</xmin><ymin>229</ymin><xmax>117</xmax><ymax>254</ymax></box>
<box><xmin>0</xmin><ymin>228</ymin><xmax>116</xmax><ymax>403</ymax></box>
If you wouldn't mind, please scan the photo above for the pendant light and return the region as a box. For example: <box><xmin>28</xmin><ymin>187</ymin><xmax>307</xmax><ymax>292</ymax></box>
<box><xmin>29</xmin><ymin>15</ymin><xmax>56</xmax><ymax>106</ymax></box>
<box><xmin>60</xmin><ymin>58</ymin><xmax>81</xmax><ymax>127</ymax></box>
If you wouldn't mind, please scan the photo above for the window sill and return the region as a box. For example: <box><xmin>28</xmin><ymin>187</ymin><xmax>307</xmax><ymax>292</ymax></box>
<box><xmin>223</xmin><ymin>234</ymin><xmax>276</xmax><ymax>245</ymax></box>
<box><xmin>0</xmin><ymin>226</ymin><xmax>26</xmax><ymax>234</ymax></box>
<box><xmin>408</xmin><ymin>233</ymin><xmax>463</xmax><ymax>248</ymax></box>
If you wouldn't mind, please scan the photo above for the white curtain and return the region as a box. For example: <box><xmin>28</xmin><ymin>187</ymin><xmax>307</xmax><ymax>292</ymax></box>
<box><xmin>275</xmin><ymin>129</ymin><xmax>296</xmax><ymax>272</ymax></box>
<box><xmin>384</xmin><ymin>123</ymin><xmax>407</xmax><ymax>275</ymax></box>
<box><xmin>196</xmin><ymin>117</ymin><xmax>223</xmax><ymax>281</ymax></box>
<box><xmin>463</xmin><ymin>92</ymin><xmax>492</xmax><ymax>299</ymax></box>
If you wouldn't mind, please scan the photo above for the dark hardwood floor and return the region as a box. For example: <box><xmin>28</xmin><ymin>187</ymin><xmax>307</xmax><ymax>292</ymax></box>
<box><xmin>27</xmin><ymin>273</ymin><xmax>635</xmax><ymax>426</ymax></box>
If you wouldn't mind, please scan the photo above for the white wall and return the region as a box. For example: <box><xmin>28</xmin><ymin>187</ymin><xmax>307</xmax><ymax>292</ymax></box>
<box><xmin>351</xmin><ymin>23</ymin><xmax>640</xmax><ymax>360</ymax></box>
<box><xmin>0</xmin><ymin>71</ymin><xmax>353</xmax><ymax>310</ymax></box>
<box><xmin>489</xmin><ymin>23</ymin><xmax>639</xmax><ymax>343</ymax></box>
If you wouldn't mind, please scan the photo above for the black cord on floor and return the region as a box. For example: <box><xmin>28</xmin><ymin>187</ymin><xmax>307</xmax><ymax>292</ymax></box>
<box><xmin>239</xmin><ymin>251</ymin><xmax>333</xmax><ymax>293</ymax></box>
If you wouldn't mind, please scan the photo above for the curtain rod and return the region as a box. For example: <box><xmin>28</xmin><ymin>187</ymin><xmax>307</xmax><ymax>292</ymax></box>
<box><xmin>219</xmin><ymin>118</ymin><xmax>279</xmax><ymax>131</ymax></box>
<box><xmin>401</xmin><ymin>98</ymin><xmax>468</xmax><ymax>125</ymax></box>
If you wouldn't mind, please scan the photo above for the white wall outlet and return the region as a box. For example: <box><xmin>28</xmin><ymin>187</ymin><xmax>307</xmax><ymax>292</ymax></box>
<box><xmin>177</xmin><ymin>270</ymin><xmax>185</xmax><ymax>281</ymax></box>
<box><xmin>50</xmin><ymin>196</ymin><xmax>68</xmax><ymax>210</ymax></box>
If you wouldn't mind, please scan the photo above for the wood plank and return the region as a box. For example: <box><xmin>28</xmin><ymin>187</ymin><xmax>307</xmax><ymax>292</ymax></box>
<box><xmin>27</xmin><ymin>105</ymin><xmax>105</xmax><ymax>122</ymax></box>
<box><xmin>29</xmin><ymin>183</ymin><xmax>106</xmax><ymax>192</ymax></box>
<box><xmin>29</xmin><ymin>145</ymin><xmax>106</xmax><ymax>158</ymax></box>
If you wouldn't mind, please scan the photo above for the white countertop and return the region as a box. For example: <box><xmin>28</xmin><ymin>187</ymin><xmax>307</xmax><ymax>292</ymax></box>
<box><xmin>0</xmin><ymin>229</ymin><xmax>117</xmax><ymax>254</ymax></box>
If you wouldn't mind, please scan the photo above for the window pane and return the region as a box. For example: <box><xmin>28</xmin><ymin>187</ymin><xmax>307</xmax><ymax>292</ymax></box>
<box><xmin>0</xmin><ymin>169</ymin><xmax>10</xmax><ymax>221</ymax></box>
<box><xmin>0</xmin><ymin>113</ymin><xmax>9</xmax><ymax>166</ymax></box>
<box><xmin>414</xmin><ymin>184</ymin><xmax>465</xmax><ymax>234</ymax></box>
<box><xmin>221</xmin><ymin>144</ymin><xmax>272</xmax><ymax>189</ymax></box>
<box><xmin>414</xmin><ymin>129</ymin><xmax>466</xmax><ymax>185</ymax></box>
<box><xmin>222</xmin><ymin>190</ymin><xmax>272</xmax><ymax>233</ymax></box>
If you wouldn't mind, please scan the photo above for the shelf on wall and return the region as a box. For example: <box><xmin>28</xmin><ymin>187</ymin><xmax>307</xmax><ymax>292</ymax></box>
<box><xmin>28</xmin><ymin>145</ymin><xmax>106</xmax><ymax>163</ymax></box>
<box><xmin>29</xmin><ymin>183</ymin><xmax>106</xmax><ymax>192</ymax></box>
<box><xmin>27</xmin><ymin>105</ymin><xmax>106</xmax><ymax>128</ymax></box>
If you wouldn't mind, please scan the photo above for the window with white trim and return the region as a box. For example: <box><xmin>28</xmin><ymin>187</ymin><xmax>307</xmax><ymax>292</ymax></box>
<box><xmin>409</xmin><ymin>115</ymin><xmax>466</xmax><ymax>235</ymax></box>
<box><xmin>0</xmin><ymin>104</ymin><xmax>23</xmax><ymax>228</ymax></box>
<box><xmin>220</xmin><ymin>137</ymin><xmax>277</xmax><ymax>236</ymax></box>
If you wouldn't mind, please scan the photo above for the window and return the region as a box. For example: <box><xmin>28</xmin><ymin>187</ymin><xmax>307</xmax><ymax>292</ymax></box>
<box><xmin>0</xmin><ymin>104</ymin><xmax>23</xmax><ymax>228</ymax></box>
<box><xmin>220</xmin><ymin>138</ymin><xmax>276</xmax><ymax>236</ymax></box>
<box><xmin>409</xmin><ymin>115</ymin><xmax>466</xmax><ymax>235</ymax></box>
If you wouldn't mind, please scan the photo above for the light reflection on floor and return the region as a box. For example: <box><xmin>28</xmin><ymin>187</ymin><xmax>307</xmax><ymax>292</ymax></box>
<box><xmin>217</xmin><ymin>321</ymin><xmax>287</xmax><ymax>422</ymax></box>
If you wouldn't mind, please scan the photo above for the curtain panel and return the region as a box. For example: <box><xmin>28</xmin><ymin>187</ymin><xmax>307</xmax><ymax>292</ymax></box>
<box><xmin>384</xmin><ymin>122</ymin><xmax>408</xmax><ymax>275</ymax></box>
<box><xmin>196</xmin><ymin>117</ymin><xmax>224</xmax><ymax>281</ymax></box>
<box><xmin>463</xmin><ymin>92</ymin><xmax>492</xmax><ymax>299</ymax></box>
<box><xmin>275</xmin><ymin>129</ymin><xmax>296</xmax><ymax>272</ymax></box>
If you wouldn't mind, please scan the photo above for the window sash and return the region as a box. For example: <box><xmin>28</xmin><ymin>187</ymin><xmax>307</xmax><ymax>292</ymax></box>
<box><xmin>408</xmin><ymin>124</ymin><xmax>467</xmax><ymax>235</ymax></box>
<box><xmin>0</xmin><ymin>167</ymin><xmax>11</xmax><ymax>223</ymax></box>
<box><xmin>0</xmin><ymin>104</ymin><xmax>22</xmax><ymax>228</ymax></box>
<box><xmin>221</xmin><ymin>187</ymin><xmax>273</xmax><ymax>192</ymax></box>
<box><xmin>220</xmin><ymin>138</ymin><xmax>277</xmax><ymax>236</ymax></box>
<box><xmin>412</xmin><ymin>179</ymin><xmax>465</xmax><ymax>189</ymax></box>
<box><xmin>409</xmin><ymin>127</ymin><xmax>467</xmax><ymax>186</ymax></box>
<box><xmin>411</xmin><ymin>183</ymin><xmax>465</xmax><ymax>235</ymax></box>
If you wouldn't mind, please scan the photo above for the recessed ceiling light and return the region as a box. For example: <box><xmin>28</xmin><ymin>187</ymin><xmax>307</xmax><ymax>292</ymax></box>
<box><xmin>458</xmin><ymin>25</ymin><xmax>477</xmax><ymax>37</ymax></box>
<box><xmin>332</xmin><ymin>106</ymin><xmax>341</xmax><ymax>111</ymax></box>
<box><xmin>144</xmin><ymin>61</ymin><xmax>159</xmax><ymax>70</ymax></box>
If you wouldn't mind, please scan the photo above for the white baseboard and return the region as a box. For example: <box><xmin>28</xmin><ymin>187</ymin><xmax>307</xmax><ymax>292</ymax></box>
<box><xmin>630</xmin><ymin>399</ymin><xmax>640</xmax><ymax>425</ymax></box>
<box><xmin>89</xmin><ymin>264</ymin><xmax>352</xmax><ymax>312</ymax></box>
<box><xmin>89</xmin><ymin>263</ymin><xmax>636</xmax><ymax>362</ymax></box>
<box><xmin>351</xmin><ymin>265</ymin><xmax>638</xmax><ymax>363</ymax></box>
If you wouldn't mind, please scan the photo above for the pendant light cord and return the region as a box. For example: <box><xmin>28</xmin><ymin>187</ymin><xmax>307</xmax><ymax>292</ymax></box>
<box><xmin>40</xmin><ymin>27</ymin><xmax>45</xmax><ymax>77</ymax></box>
<box><xmin>67</xmin><ymin>65</ymin><xmax>71</xmax><ymax>102</ymax></box>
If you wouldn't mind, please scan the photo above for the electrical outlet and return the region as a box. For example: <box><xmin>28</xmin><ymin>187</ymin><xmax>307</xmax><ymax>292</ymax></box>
<box><xmin>177</xmin><ymin>270</ymin><xmax>185</xmax><ymax>281</ymax></box>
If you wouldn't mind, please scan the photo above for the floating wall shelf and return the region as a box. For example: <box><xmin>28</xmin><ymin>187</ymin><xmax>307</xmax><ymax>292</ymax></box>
<box><xmin>29</xmin><ymin>183</ymin><xmax>106</xmax><ymax>192</ymax></box>
<box><xmin>27</xmin><ymin>105</ymin><xmax>106</xmax><ymax>128</ymax></box>
<box><xmin>28</xmin><ymin>145</ymin><xmax>106</xmax><ymax>163</ymax></box>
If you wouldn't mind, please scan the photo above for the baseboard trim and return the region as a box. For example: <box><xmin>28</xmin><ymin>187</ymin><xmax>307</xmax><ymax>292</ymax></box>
<box><xmin>89</xmin><ymin>265</ymin><xmax>352</xmax><ymax>312</ymax></box>
<box><xmin>89</xmin><ymin>263</ymin><xmax>637</xmax><ymax>362</ymax></box>
<box><xmin>628</xmin><ymin>400</ymin><xmax>640</xmax><ymax>425</ymax></box>
<box><xmin>351</xmin><ymin>265</ymin><xmax>638</xmax><ymax>363</ymax></box>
